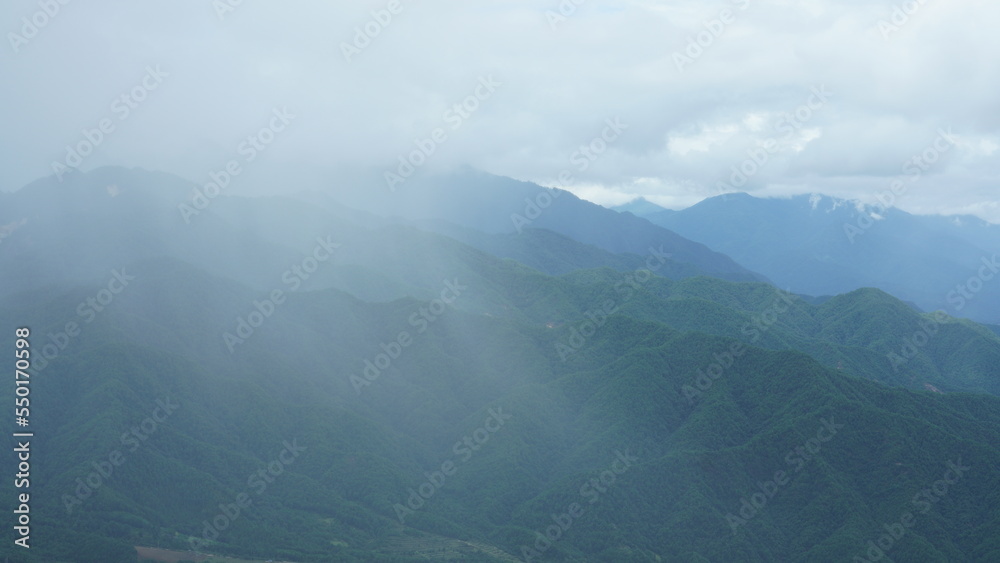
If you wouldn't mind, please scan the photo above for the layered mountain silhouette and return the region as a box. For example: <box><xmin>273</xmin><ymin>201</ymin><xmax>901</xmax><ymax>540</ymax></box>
<box><xmin>619</xmin><ymin>192</ymin><xmax>1000</xmax><ymax>325</ymax></box>
<box><xmin>1</xmin><ymin>168</ymin><xmax>998</xmax><ymax>562</ymax></box>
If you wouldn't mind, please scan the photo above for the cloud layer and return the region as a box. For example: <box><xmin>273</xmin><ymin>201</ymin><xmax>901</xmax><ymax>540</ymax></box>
<box><xmin>2</xmin><ymin>0</ymin><xmax>997</xmax><ymax>220</ymax></box>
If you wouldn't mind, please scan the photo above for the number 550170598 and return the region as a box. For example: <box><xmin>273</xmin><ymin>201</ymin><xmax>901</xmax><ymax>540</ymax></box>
<box><xmin>15</xmin><ymin>327</ymin><xmax>30</xmax><ymax>426</ymax></box>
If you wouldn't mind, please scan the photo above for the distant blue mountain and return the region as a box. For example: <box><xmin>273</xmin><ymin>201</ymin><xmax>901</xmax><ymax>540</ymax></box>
<box><xmin>612</xmin><ymin>197</ymin><xmax>670</xmax><ymax>216</ymax></box>
<box><xmin>639</xmin><ymin>192</ymin><xmax>1000</xmax><ymax>324</ymax></box>
<box><xmin>327</xmin><ymin>169</ymin><xmax>768</xmax><ymax>283</ymax></box>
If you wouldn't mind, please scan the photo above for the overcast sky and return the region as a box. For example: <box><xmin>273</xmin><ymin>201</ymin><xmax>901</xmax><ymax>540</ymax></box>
<box><xmin>2</xmin><ymin>1</ymin><xmax>998</xmax><ymax>221</ymax></box>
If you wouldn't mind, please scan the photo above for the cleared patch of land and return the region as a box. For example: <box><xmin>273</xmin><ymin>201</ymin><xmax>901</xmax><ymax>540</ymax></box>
<box><xmin>135</xmin><ymin>545</ymin><xmax>297</xmax><ymax>563</ymax></box>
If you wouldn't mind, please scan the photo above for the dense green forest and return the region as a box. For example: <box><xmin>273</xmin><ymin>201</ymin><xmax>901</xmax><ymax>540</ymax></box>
<box><xmin>0</xmin><ymin>169</ymin><xmax>998</xmax><ymax>561</ymax></box>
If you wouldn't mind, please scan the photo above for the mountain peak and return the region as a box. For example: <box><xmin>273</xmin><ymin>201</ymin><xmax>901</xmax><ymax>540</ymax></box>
<box><xmin>612</xmin><ymin>197</ymin><xmax>668</xmax><ymax>216</ymax></box>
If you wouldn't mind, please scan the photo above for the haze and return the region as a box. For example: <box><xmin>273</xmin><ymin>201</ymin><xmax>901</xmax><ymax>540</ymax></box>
<box><xmin>2</xmin><ymin>0</ymin><xmax>998</xmax><ymax>220</ymax></box>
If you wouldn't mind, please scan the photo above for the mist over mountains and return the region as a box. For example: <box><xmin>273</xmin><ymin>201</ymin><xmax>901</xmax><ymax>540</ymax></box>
<box><xmin>1</xmin><ymin>166</ymin><xmax>999</xmax><ymax>562</ymax></box>
<box><xmin>4</xmin><ymin>1</ymin><xmax>1000</xmax><ymax>560</ymax></box>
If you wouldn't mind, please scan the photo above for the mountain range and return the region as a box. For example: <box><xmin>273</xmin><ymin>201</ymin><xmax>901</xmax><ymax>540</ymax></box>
<box><xmin>616</xmin><ymin>193</ymin><xmax>1000</xmax><ymax>326</ymax></box>
<box><xmin>1</xmin><ymin>167</ymin><xmax>998</xmax><ymax>562</ymax></box>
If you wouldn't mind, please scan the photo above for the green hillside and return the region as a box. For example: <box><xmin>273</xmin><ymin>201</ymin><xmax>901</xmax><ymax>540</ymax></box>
<box><xmin>0</xmin><ymin>169</ymin><xmax>998</xmax><ymax>562</ymax></box>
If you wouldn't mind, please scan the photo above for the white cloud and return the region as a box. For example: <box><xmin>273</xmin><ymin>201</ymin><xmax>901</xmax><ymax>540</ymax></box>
<box><xmin>0</xmin><ymin>0</ymin><xmax>996</xmax><ymax>222</ymax></box>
